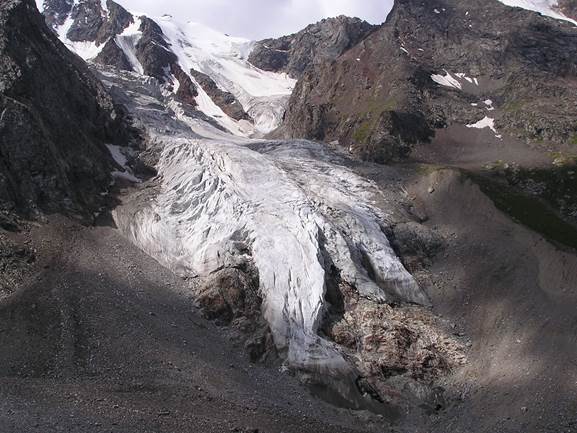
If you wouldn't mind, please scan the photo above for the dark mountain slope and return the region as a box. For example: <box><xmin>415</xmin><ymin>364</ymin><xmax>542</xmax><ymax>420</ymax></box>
<box><xmin>278</xmin><ymin>0</ymin><xmax>577</xmax><ymax>163</ymax></box>
<box><xmin>0</xmin><ymin>0</ymin><xmax>131</xmax><ymax>220</ymax></box>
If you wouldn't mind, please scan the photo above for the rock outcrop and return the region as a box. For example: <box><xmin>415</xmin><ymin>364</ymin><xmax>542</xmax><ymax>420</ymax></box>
<box><xmin>248</xmin><ymin>16</ymin><xmax>377</xmax><ymax>79</ymax></box>
<box><xmin>0</xmin><ymin>0</ymin><xmax>131</xmax><ymax>218</ymax></box>
<box><xmin>190</xmin><ymin>69</ymin><xmax>249</xmax><ymax>121</ymax></box>
<box><xmin>41</xmin><ymin>0</ymin><xmax>72</xmax><ymax>28</ymax></box>
<box><xmin>42</xmin><ymin>1</ymin><xmax>200</xmax><ymax>108</ymax></box>
<box><xmin>43</xmin><ymin>0</ymin><xmax>133</xmax><ymax>45</ymax></box>
<box><xmin>558</xmin><ymin>0</ymin><xmax>577</xmax><ymax>19</ymax></box>
<box><xmin>278</xmin><ymin>0</ymin><xmax>577</xmax><ymax>162</ymax></box>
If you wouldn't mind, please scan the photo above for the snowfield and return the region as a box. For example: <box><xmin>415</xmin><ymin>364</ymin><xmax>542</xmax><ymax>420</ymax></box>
<box><xmin>155</xmin><ymin>17</ymin><xmax>295</xmax><ymax>135</ymax></box>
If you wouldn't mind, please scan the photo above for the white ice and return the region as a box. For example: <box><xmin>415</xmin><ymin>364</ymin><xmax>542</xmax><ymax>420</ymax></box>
<box><xmin>111</xmin><ymin>76</ymin><xmax>427</xmax><ymax>371</ymax></box>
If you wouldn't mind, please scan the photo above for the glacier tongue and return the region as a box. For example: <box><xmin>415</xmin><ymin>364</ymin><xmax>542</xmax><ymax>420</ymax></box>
<box><xmin>111</xmin><ymin>79</ymin><xmax>427</xmax><ymax>370</ymax></box>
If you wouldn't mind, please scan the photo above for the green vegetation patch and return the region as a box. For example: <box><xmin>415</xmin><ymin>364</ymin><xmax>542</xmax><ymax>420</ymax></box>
<box><xmin>351</xmin><ymin>95</ymin><xmax>399</xmax><ymax>144</ymax></box>
<box><xmin>503</xmin><ymin>100</ymin><xmax>524</xmax><ymax>113</ymax></box>
<box><xmin>353</xmin><ymin>120</ymin><xmax>372</xmax><ymax>143</ymax></box>
<box><xmin>470</xmin><ymin>171</ymin><xmax>577</xmax><ymax>251</ymax></box>
<box><xmin>550</xmin><ymin>151</ymin><xmax>577</xmax><ymax>167</ymax></box>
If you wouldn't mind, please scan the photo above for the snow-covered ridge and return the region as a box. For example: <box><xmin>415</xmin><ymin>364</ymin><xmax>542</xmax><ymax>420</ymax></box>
<box><xmin>156</xmin><ymin>16</ymin><xmax>295</xmax><ymax>135</ymax></box>
<box><xmin>498</xmin><ymin>0</ymin><xmax>577</xmax><ymax>24</ymax></box>
<box><xmin>42</xmin><ymin>0</ymin><xmax>295</xmax><ymax>136</ymax></box>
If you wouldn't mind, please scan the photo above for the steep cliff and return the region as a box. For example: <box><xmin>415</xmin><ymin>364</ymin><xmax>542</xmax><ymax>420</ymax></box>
<box><xmin>248</xmin><ymin>16</ymin><xmax>377</xmax><ymax>79</ymax></box>
<box><xmin>0</xmin><ymin>0</ymin><xmax>131</xmax><ymax>219</ymax></box>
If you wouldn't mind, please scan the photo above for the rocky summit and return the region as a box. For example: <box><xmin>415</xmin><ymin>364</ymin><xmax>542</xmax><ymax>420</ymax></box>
<box><xmin>248</xmin><ymin>16</ymin><xmax>378</xmax><ymax>79</ymax></box>
<box><xmin>278</xmin><ymin>0</ymin><xmax>577</xmax><ymax>163</ymax></box>
<box><xmin>1</xmin><ymin>0</ymin><xmax>577</xmax><ymax>432</ymax></box>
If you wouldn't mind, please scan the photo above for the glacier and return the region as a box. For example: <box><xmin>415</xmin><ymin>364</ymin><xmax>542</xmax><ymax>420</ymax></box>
<box><xmin>49</xmin><ymin>2</ymin><xmax>427</xmax><ymax>373</ymax></box>
<box><xmin>103</xmin><ymin>68</ymin><xmax>427</xmax><ymax>372</ymax></box>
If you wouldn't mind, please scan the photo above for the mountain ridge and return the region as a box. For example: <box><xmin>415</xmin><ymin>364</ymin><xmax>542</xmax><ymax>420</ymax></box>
<box><xmin>1</xmin><ymin>0</ymin><xmax>577</xmax><ymax>431</ymax></box>
<box><xmin>277</xmin><ymin>0</ymin><xmax>577</xmax><ymax>164</ymax></box>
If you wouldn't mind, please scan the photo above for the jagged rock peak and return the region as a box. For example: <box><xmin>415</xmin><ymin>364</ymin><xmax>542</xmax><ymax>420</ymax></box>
<box><xmin>42</xmin><ymin>0</ymin><xmax>133</xmax><ymax>45</ymax></box>
<box><xmin>248</xmin><ymin>15</ymin><xmax>378</xmax><ymax>78</ymax></box>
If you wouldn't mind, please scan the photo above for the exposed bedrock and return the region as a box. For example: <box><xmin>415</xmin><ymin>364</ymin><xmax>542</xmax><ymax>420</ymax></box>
<box><xmin>278</xmin><ymin>0</ymin><xmax>577</xmax><ymax>163</ymax></box>
<box><xmin>248</xmin><ymin>16</ymin><xmax>377</xmax><ymax>79</ymax></box>
<box><xmin>190</xmin><ymin>69</ymin><xmax>250</xmax><ymax>121</ymax></box>
<box><xmin>0</xmin><ymin>0</ymin><xmax>133</xmax><ymax>219</ymax></box>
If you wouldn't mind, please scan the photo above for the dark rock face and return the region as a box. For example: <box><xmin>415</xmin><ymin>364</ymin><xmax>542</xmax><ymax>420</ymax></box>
<box><xmin>133</xmin><ymin>18</ymin><xmax>175</xmax><ymax>79</ymax></box>
<box><xmin>131</xmin><ymin>17</ymin><xmax>199</xmax><ymax>108</ymax></box>
<box><xmin>44</xmin><ymin>0</ymin><xmax>133</xmax><ymax>46</ymax></box>
<box><xmin>248</xmin><ymin>16</ymin><xmax>377</xmax><ymax>79</ymax></box>
<box><xmin>171</xmin><ymin>63</ymin><xmax>198</xmax><ymax>107</ymax></box>
<box><xmin>43</xmin><ymin>0</ymin><xmax>137</xmax><ymax>70</ymax></box>
<box><xmin>95</xmin><ymin>37</ymin><xmax>133</xmax><ymax>71</ymax></box>
<box><xmin>66</xmin><ymin>0</ymin><xmax>105</xmax><ymax>42</ymax></box>
<box><xmin>97</xmin><ymin>0</ymin><xmax>133</xmax><ymax>44</ymax></box>
<box><xmin>0</xmin><ymin>0</ymin><xmax>131</xmax><ymax>218</ymax></box>
<box><xmin>190</xmin><ymin>69</ymin><xmax>249</xmax><ymax>121</ymax></box>
<box><xmin>41</xmin><ymin>0</ymin><xmax>73</xmax><ymax>28</ymax></box>
<box><xmin>279</xmin><ymin>0</ymin><xmax>577</xmax><ymax>162</ymax></box>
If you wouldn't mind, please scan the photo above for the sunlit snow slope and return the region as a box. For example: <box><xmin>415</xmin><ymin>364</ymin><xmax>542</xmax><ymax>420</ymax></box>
<box><xmin>498</xmin><ymin>0</ymin><xmax>577</xmax><ymax>24</ymax></box>
<box><xmin>157</xmin><ymin>16</ymin><xmax>295</xmax><ymax>135</ymax></box>
<box><xmin>43</xmin><ymin>2</ymin><xmax>295</xmax><ymax>136</ymax></box>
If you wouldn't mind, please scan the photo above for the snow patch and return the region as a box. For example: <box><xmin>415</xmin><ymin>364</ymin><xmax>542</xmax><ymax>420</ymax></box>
<box><xmin>55</xmin><ymin>15</ymin><xmax>105</xmax><ymax>61</ymax></box>
<box><xmin>484</xmin><ymin>99</ymin><xmax>495</xmax><ymax>111</ymax></box>
<box><xmin>431</xmin><ymin>71</ymin><xmax>462</xmax><ymax>89</ymax></box>
<box><xmin>466</xmin><ymin>116</ymin><xmax>502</xmax><ymax>139</ymax></box>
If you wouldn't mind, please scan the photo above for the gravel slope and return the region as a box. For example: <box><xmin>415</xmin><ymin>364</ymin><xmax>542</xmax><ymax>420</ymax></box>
<box><xmin>0</xmin><ymin>215</ymin><xmax>387</xmax><ymax>433</ymax></box>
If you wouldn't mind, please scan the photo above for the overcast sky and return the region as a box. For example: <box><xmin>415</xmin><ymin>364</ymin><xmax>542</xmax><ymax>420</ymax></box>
<box><xmin>115</xmin><ymin>0</ymin><xmax>394</xmax><ymax>40</ymax></box>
